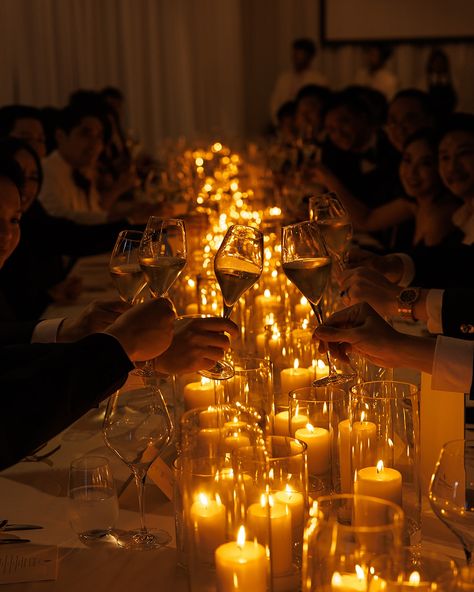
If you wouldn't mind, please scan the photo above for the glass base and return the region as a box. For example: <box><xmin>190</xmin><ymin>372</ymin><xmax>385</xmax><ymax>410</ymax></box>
<box><xmin>312</xmin><ymin>372</ymin><xmax>355</xmax><ymax>387</ymax></box>
<box><xmin>113</xmin><ymin>528</ymin><xmax>172</xmax><ymax>550</ymax></box>
<box><xmin>199</xmin><ymin>360</ymin><xmax>234</xmax><ymax>380</ymax></box>
<box><xmin>78</xmin><ymin>529</ymin><xmax>117</xmax><ymax>546</ymax></box>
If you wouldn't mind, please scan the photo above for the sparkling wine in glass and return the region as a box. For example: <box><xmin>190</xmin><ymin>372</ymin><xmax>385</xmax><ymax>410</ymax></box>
<box><xmin>309</xmin><ymin>191</ymin><xmax>352</xmax><ymax>268</ymax></box>
<box><xmin>110</xmin><ymin>230</ymin><xmax>147</xmax><ymax>304</ymax></box>
<box><xmin>139</xmin><ymin>217</ymin><xmax>187</xmax><ymax>299</ymax></box>
<box><xmin>429</xmin><ymin>439</ymin><xmax>474</xmax><ymax>565</ymax></box>
<box><xmin>103</xmin><ymin>385</ymin><xmax>173</xmax><ymax>550</ymax></box>
<box><xmin>281</xmin><ymin>220</ymin><xmax>354</xmax><ymax>387</ymax></box>
<box><xmin>200</xmin><ymin>224</ymin><xmax>263</xmax><ymax>380</ymax></box>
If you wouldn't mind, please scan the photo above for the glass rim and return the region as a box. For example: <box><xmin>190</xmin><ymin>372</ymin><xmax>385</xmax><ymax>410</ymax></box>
<box><xmin>146</xmin><ymin>216</ymin><xmax>185</xmax><ymax>225</ymax></box>
<box><xmin>440</xmin><ymin>437</ymin><xmax>474</xmax><ymax>449</ymax></box>
<box><xmin>312</xmin><ymin>493</ymin><xmax>404</xmax><ymax>532</ymax></box>
<box><xmin>264</xmin><ymin>435</ymin><xmax>308</xmax><ymax>460</ymax></box>
<box><xmin>180</xmin><ymin>403</ymin><xmax>264</xmax><ymax>425</ymax></box>
<box><xmin>281</xmin><ymin>219</ymin><xmax>318</xmax><ymax>231</ymax></box>
<box><xmin>289</xmin><ymin>385</ymin><xmax>347</xmax><ymax>403</ymax></box>
<box><xmin>224</xmin><ymin>223</ymin><xmax>263</xmax><ymax>237</ymax></box>
<box><xmin>117</xmin><ymin>229</ymin><xmax>143</xmax><ymax>240</ymax></box>
<box><xmin>70</xmin><ymin>455</ymin><xmax>111</xmax><ymax>470</ymax></box>
<box><xmin>350</xmin><ymin>380</ymin><xmax>419</xmax><ymax>400</ymax></box>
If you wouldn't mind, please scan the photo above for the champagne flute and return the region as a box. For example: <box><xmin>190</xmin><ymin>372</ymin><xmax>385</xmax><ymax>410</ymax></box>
<box><xmin>309</xmin><ymin>191</ymin><xmax>352</xmax><ymax>269</ymax></box>
<box><xmin>199</xmin><ymin>224</ymin><xmax>263</xmax><ymax>380</ymax></box>
<box><xmin>281</xmin><ymin>220</ymin><xmax>354</xmax><ymax>387</ymax></box>
<box><xmin>139</xmin><ymin>217</ymin><xmax>187</xmax><ymax>300</ymax></box>
<box><xmin>429</xmin><ymin>439</ymin><xmax>474</xmax><ymax>565</ymax></box>
<box><xmin>103</xmin><ymin>385</ymin><xmax>173</xmax><ymax>550</ymax></box>
<box><xmin>109</xmin><ymin>230</ymin><xmax>147</xmax><ymax>304</ymax></box>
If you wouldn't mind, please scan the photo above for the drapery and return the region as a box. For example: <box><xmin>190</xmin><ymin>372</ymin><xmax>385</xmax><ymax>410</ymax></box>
<box><xmin>0</xmin><ymin>0</ymin><xmax>473</xmax><ymax>152</ymax></box>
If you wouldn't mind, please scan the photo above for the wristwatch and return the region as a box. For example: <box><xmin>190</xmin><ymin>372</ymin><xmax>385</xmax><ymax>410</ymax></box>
<box><xmin>397</xmin><ymin>287</ymin><xmax>421</xmax><ymax>321</ymax></box>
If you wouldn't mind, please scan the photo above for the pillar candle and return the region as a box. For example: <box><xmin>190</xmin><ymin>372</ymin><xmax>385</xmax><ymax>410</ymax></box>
<box><xmin>185</xmin><ymin>302</ymin><xmax>199</xmax><ymax>315</ymax></box>
<box><xmin>280</xmin><ymin>359</ymin><xmax>311</xmax><ymax>397</ymax></box>
<box><xmin>190</xmin><ymin>493</ymin><xmax>226</xmax><ymax>554</ymax></box>
<box><xmin>295</xmin><ymin>423</ymin><xmax>330</xmax><ymax>475</ymax></box>
<box><xmin>355</xmin><ymin>460</ymin><xmax>402</xmax><ymax>507</ymax></box>
<box><xmin>294</xmin><ymin>296</ymin><xmax>311</xmax><ymax>321</ymax></box>
<box><xmin>183</xmin><ymin>377</ymin><xmax>223</xmax><ymax>410</ymax></box>
<box><xmin>255</xmin><ymin>289</ymin><xmax>280</xmax><ymax>317</ymax></box>
<box><xmin>274</xmin><ymin>485</ymin><xmax>305</xmax><ymax>531</ymax></box>
<box><xmin>199</xmin><ymin>407</ymin><xmax>218</xmax><ymax>428</ymax></box>
<box><xmin>351</xmin><ymin>416</ymin><xmax>377</xmax><ymax>470</ymax></box>
<box><xmin>247</xmin><ymin>495</ymin><xmax>293</xmax><ymax>576</ymax></box>
<box><xmin>215</xmin><ymin>527</ymin><xmax>267</xmax><ymax>592</ymax></box>
<box><xmin>338</xmin><ymin>419</ymin><xmax>352</xmax><ymax>493</ymax></box>
<box><xmin>273</xmin><ymin>410</ymin><xmax>309</xmax><ymax>436</ymax></box>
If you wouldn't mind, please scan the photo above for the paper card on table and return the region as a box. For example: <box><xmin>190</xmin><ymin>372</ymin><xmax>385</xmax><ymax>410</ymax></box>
<box><xmin>148</xmin><ymin>457</ymin><xmax>174</xmax><ymax>500</ymax></box>
<box><xmin>0</xmin><ymin>545</ymin><xmax>58</xmax><ymax>585</ymax></box>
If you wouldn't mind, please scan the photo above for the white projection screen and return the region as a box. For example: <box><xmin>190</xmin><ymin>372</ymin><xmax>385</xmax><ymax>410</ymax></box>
<box><xmin>322</xmin><ymin>0</ymin><xmax>474</xmax><ymax>43</ymax></box>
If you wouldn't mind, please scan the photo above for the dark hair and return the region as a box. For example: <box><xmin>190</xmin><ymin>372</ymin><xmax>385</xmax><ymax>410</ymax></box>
<box><xmin>391</xmin><ymin>89</ymin><xmax>434</xmax><ymax>117</ymax></box>
<box><xmin>344</xmin><ymin>85</ymin><xmax>388</xmax><ymax>126</ymax></box>
<box><xmin>0</xmin><ymin>145</ymin><xmax>24</xmax><ymax>198</ymax></box>
<box><xmin>57</xmin><ymin>103</ymin><xmax>111</xmax><ymax>144</ymax></box>
<box><xmin>101</xmin><ymin>86</ymin><xmax>124</xmax><ymax>101</ymax></box>
<box><xmin>402</xmin><ymin>127</ymin><xmax>440</xmax><ymax>152</ymax></box>
<box><xmin>0</xmin><ymin>105</ymin><xmax>42</xmax><ymax>138</ymax></box>
<box><xmin>323</xmin><ymin>88</ymin><xmax>374</xmax><ymax>124</ymax></box>
<box><xmin>439</xmin><ymin>112</ymin><xmax>474</xmax><ymax>141</ymax></box>
<box><xmin>296</xmin><ymin>84</ymin><xmax>332</xmax><ymax>107</ymax></box>
<box><xmin>0</xmin><ymin>137</ymin><xmax>43</xmax><ymax>196</ymax></box>
<box><xmin>293</xmin><ymin>38</ymin><xmax>316</xmax><ymax>58</ymax></box>
<box><xmin>276</xmin><ymin>101</ymin><xmax>296</xmax><ymax>122</ymax></box>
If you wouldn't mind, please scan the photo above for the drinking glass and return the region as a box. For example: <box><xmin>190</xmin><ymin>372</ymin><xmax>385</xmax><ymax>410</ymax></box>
<box><xmin>139</xmin><ymin>217</ymin><xmax>187</xmax><ymax>299</ymax></box>
<box><xmin>103</xmin><ymin>385</ymin><xmax>173</xmax><ymax>549</ymax></box>
<box><xmin>109</xmin><ymin>230</ymin><xmax>147</xmax><ymax>304</ymax></box>
<box><xmin>309</xmin><ymin>191</ymin><xmax>352</xmax><ymax>268</ymax></box>
<box><xmin>200</xmin><ymin>224</ymin><xmax>263</xmax><ymax>380</ymax></box>
<box><xmin>281</xmin><ymin>220</ymin><xmax>354</xmax><ymax>387</ymax></box>
<box><xmin>429</xmin><ymin>439</ymin><xmax>474</xmax><ymax>565</ymax></box>
<box><xmin>68</xmin><ymin>456</ymin><xmax>119</xmax><ymax>544</ymax></box>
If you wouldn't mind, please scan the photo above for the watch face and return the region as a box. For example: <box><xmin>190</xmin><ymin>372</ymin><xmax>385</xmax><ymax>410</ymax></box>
<box><xmin>399</xmin><ymin>289</ymin><xmax>417</xmax><ymax>304</ymax></box>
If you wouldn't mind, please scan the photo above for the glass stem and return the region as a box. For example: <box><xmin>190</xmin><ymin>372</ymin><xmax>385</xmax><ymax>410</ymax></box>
<box><xmin>133</xmin><ymin>469</ymin><xmax>147</xmax><ymax>533</ymax></box>
<box><xmin>311</xmin><ymin>303</ymin><xmax>338</xmax><ymax>377</ymax></box>
<box><xmin>223</xmin><ymin>304</ymin><xmax>234</xmax><ymax>319</ymax></box>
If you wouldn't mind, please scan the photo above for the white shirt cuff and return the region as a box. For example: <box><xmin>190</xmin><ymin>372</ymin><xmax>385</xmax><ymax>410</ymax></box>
<box><xmin>31</xmin><ymin>318</ymin><xmax>65</xmax><ymax>343</ymax></box>
<box><xmin>426</xmin><ymin>289</ymin><xmax>444</xmax><ymax>334</ymax></box>
<box><xmin>393</xmin><ymin>253</ymin><xmax>415</xmax><ymax>287</ymax></box>
<box><xmin>432</xmin><ymin>335</ymin><xmax>474</xmax><ymax>393</ymax></box>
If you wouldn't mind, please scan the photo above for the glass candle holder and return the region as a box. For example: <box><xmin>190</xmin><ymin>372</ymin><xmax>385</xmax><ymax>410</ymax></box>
<box><xmin>183</xmin><ymin>451</ymin><xmax>273</xmax><ymax>591</ymax></box>
<box><xmin>179</xmin><ymin>403</ymin><xmax>265</xmax><ymax>460</ymax></box>
<box><xmin>368</xmin><ymin>549</ymin><xmax>458</xmax><ymax>592</ymax></box>
<box><xmin>223</xmin><ymin>355</ymin><xmax>274</xmax><ymax>434</ymax></box>
<box><xmin>288</xmin><ymin>386</ymin><xmax>348</xmax><ymax>495</ymax></box>
<box><xmin>302</xmin><ymin>494</ymin><xmax>404</xmax><ymax>592</ymax></box>
<box><xmin>349</xmin><ymin>381</ymin><xmax>421</xmax><ymax>547</ymax></box>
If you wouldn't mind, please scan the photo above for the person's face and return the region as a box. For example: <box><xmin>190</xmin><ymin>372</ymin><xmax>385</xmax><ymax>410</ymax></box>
<box><xmin>292</xmin><ymin>48</ymin><xmax>311</xmax><ymax>72</ymax></box>
<box><xmin>324</xmin><ymin>105</ymin><xmax>371</xmax><ymax>152</ymax></box>
<box><xmin>366</xmin><ymin>47</ymin><xmax>383</xmax><ymax>69</ymax></box>
<box><xmin>439</xmin><ymin>131</ymin><xmax>474</xmax><ymax>200</ymax></box>
<box><xmin>14</xmin><ymin>149</ymin><xmax>40</xmax><ymax>211</ymax></box>
<box><xmin>10</xmin><ymin>118</ymin><xmax>46</xmax><ymax>159</ymax></box>
<box><xmin>399</xmin><ymin>139</ymin><xmax>441</xmax><ymax>199</ymax></box>
<box><xmin>387</xmin><ymin>98</ymin><xmax>432</xmax><ymax>152</ymax></box>
<box><xmin>0</xmin><ymin>178</ymin><xmax>21</xmax><ymax>269</ymax></box>
<box><xmin>57</xmin><ymin>116</ymin><xmax>104</xmax><ymax>169</ymax></box>
<box><xmin>295</xmin><ymin>97</ymin><xmax>323</xmax><ymax>137</ymax></box>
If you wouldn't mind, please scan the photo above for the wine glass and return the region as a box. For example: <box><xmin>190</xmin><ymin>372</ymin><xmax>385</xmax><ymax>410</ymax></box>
<box><xmin>309</xmin><ymin>191</ymin><xmax>352</xmax><ymax>269</ymax></box>
<box><xmin>199</xmin><ymin>224</ymin><xmax>264</xmax><ymax>380</ymax></box>
<box><xmin>429</xmin><ymin>439</ymin><xmax>474</xmax><ymax>565</ymax></box>
<box><xmin>139</xmin><ymin>217</ymin><xmax>187</xmax><ymax>300</ymax></box>
<box><xmin>103</xmin><ymin>385</ymin><xmax>173</xmax><ymax>550</ymax></box>
<box><xmin>281</xmin><ymin>220</ymin><xmax>354</xmax><ymax>387</ymax></box>
<box><xmin>109</xmin><ymin>230</ymin><xmax>147</xmax><ymax>304</ymax></box>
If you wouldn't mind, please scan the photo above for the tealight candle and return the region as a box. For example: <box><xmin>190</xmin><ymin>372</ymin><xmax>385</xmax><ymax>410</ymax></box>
<box><xmin>355</xmin><ymin>460</ymin><xmax>402</xmax><ymax>507</ymax></box>
<box><xmin>332</xmin><ymin>566</ymin><xmax>367</xmax><ymax>592</ymax></box>
<box><xmin>247</xmin><ymin>495</ymin><xmax>292</xmax><ymax>576</ymax></box>
<box><xmin>273</xmin><ymin>409</ymin><xmax>309</xmax><ymax>436</ymax></box>
<box><xmin>199</xmin><ymin>407</ymin><xmax>218</xmax><ymax>428</ymax></box>
<box><xmin>190</xmin><ymin>493</ymin><xmax>226</xmax><ymax>554</ymax></box>
<box><xmin>183</xmin><ymin>377</ymin><xmax>223</xmax><ymax>410</ymax></box>
<box><xmin>215</xmin><ymin>526</ymin><xmax>267</xmax><ymax>592</ymax></box>
<box><xmin>280</xmin><ymin>359</ymin><xmax>311</xmax><ymax>397</ymax></box>
<box><xmin>295</xmin><ymin>423</ymin><xmax>330</xmax><ymax>474</ymax></box>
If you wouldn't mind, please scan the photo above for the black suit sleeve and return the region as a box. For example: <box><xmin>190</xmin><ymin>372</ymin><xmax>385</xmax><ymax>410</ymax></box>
<box><xmin>412</xmin><ymin>244</ymin><xmax>474</xmax><ymax>289</ymax></box>
<box><xmin>0</xmin><ymin>333</ymin><xmax>134</xmax><ymax>470</ymax></box>
<box><xmin>441</xmin><ymin>289</ymin><xmax>474</xmax><ymax>340</ymax></box>
<box><xmin>0</xmin><ymin>321</ymin><xmax>37</xmax><ymax>345</ymax></box>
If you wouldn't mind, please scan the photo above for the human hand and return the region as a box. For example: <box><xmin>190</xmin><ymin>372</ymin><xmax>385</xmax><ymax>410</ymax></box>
<box><xmin>154</xmin><ymin>316</ymin><xmax>239</xmax><ymax>374</ymax></box>
<box><xmin>313</xmin><ymin>302</ymin><xmax>408</xmax><ymax>368</ymax></box>
<box><xmin>104</xmin><ymin>298</ymin><xmax>175</xmax><ymax>361</ymax></box>
<box><xmin>346</xmin><ymin>248</ymin><xmax>405</xmax><ymax>284</ymax></box>
<box><xmin>339</xmin><ymin>267</ymin><xmax>400</xmax><ymax>318</ymax></box>
<box><xmin>57</xmin><ymin>299</ymin><xmax>131</xmax><ymax>342</ymax></box>
<box><xmin>48</xmin><ymin>275</ymin><xmax>83</xmax><ymax>304</ymax></box>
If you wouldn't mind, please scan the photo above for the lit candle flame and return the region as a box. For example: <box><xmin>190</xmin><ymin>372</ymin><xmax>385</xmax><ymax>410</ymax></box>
<box><xmin>306</xmin><ymin>423</ymin><xmax>315</xmax><ymax>432</ymax></box>
<box><xmin>294</xmin><ymin>358</ymin><xmax>300</xmax><ymax>370</ymax></box>
<box><xmin>376</xmin><ymin>460</ymin><xmax>384</xmax><ymax>473</ymax></box>
<box><xmin>317</xmin><ymin>359</ymin><xmax>326</xmax><ymax>370</ymax></box>
<box><xmin>264</xmin><ymin>288</ymin><xmax>271</xmax><ymax>298</ymax></box>
<box><xmin>236</xmin><ymin>525</ymin><xmax>246</xmax><ymax>548</ymax></box>
<box><xmin>198</xmin><ymin>493</ymin><xmax>209</xmax><ymax>507</ymax></box>
<box><xmin>332</xmin><ymin>573</ymin><xmax>343</xmax><ymax>586</ymax></box>
<box><xmin>409</xmin><ymin>572</ymin><xmax>421</xmax><ymax>585</ymax></box>
<box><xmin>355</xmin><ymin>565</ymin><xmax>365</xmax><ymax>580</ymax></box>
<box><xmin>201</xmin><ymin>376</ymin><xmax>211</xmax><ymax>386</ymax></box>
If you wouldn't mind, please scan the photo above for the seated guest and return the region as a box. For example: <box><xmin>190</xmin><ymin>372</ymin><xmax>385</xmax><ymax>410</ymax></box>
<box><xmin>320</xmin><ymin>129</ymin><xmax>460</xmax><ymax>247</ymax></box>
<box><xmin>386</xmin><ymin>89</ymin><xmax>435</xmax><ymax>153</ymax></box>
<box><xmin>294</xmin><ymin>84</ymin><xmax>332</xmax><ymax>145</ymax></box>
<box><xmin>275</xmin><ymin>101</ymin><xmax>297</xmax><ymax>144</ymax></box>
<box><xmin>270</xmin><ymin>38</ymin><xmax>327</xmax><ymax>125</ymax></box>
<box><xmin>354</xmin><ymin>43</ymin><xmax>399</xmax><ymax>100</ymax></box>
<box><xmin>0</xmin><ymin>105</ymin><xmax>47</xmax><ymax>158</ymax></box>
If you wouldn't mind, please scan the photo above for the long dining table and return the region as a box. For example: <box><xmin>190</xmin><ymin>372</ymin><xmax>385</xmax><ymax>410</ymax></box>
<box><xmin>0</xmin><ymin>253</ymin><xmax>464</xmax><ymax>591</ymax></box>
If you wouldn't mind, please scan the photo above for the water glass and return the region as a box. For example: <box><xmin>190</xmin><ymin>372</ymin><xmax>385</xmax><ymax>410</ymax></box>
<box><xmin>68</xmin><ymin>456</ymin><xmax>119</xmax><ymax>544</ymax></box>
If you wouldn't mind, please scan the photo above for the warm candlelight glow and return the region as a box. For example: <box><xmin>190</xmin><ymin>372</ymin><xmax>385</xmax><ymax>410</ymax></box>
<box><xmin>236</xmin><ymin>525</ymin><xmax>246</xmax><ymax>548</ymax></box>
<box><xmin>306</xmin><ymin>423</ymin><xmax>314</xmax><ymax>432</ymax></box>
<box><xmin>317</xmin><ymin>359</ymin><xmax>326</xmax><ymax>370</ymax></box>
<box><xmin>264</xmin><ymin>288</ymin><xmax>271</xmax><ymax>297</ymax></box>
<box><xmin>409</xmin><ymin>572</ymin><xmax>421</xmax><ymax>585</ymax></box>
<box><xmin>201</xmin><ymin>376</ymin><xmax>212</xmax><ymax>386</ymax></box>
<box><xmin>376</xmin><ymin>460</ymin><xmax>384</xmax><ymax>473</ymax></box>
<box><xmin>294</xmin><ymin>358</ymin><xmax>300</xmax><ymax>369</ymax></box>
<box><xmin>198</xmin><ymin>492</ymin><xmax>209</xmax><ymax>507</ymax></box>
<box><xmin>355</xmin><ymin>565</ymin><xmax>365</xmax><ymax>580</ymax></box>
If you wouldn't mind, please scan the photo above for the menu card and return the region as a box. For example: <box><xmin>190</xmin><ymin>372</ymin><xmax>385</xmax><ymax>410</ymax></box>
<box><xmin>0</xmin><ymin>545</ymin><xmax>58</xmax><ymax>585</ymax></box>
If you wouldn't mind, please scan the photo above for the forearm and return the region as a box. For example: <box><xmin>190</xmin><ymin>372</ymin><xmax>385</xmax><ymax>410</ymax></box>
<box><xmin>396</xmin><ymin>333</ymin><xmax>437</xmax><ymax>374</ymax></box>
